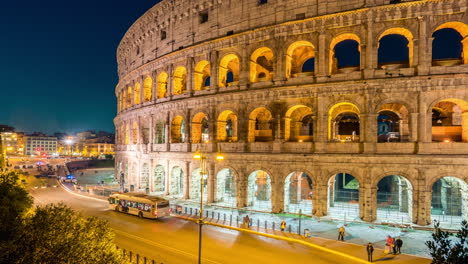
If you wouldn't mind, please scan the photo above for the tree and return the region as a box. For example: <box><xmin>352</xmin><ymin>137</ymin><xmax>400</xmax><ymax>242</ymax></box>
<box><xmin>0</xmin><ymin>170</ymin><xmax>33</xmax><ymax>241</ymax></box>
<box><xmin>426</xmin><ymin>220</ymin><xmax>468</xmax><ymax>264</ymax></box>
<box><xmin>3</xmin><ymin>203</ymin><xmax>124</xmax><ymax>264</ymax></box>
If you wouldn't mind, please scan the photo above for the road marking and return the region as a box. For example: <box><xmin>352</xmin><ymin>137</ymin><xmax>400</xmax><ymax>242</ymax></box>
<box><xmin>113</xmin><ymin>229</ymin><xmax>222</xmax><ymax>264</ymax></box>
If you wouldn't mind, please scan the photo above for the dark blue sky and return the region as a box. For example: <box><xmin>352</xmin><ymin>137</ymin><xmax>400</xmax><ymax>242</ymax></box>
<box><xmin>0</xmin><ymin>0</ymin><xmax>159</xmax><ymax>134</ymax></box>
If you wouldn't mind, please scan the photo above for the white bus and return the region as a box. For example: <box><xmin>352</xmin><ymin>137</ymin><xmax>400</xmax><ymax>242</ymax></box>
<box><xmin>108</xmin><ymin>192</ymin><xmax>171</xmax><ymax>219</ymax></box>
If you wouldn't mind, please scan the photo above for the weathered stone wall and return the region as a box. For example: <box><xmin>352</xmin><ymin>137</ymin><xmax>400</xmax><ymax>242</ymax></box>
<box><xmin>114</xmin><ymin>0</ymin><xmax>468</xmax><ymax>225</ymax></box>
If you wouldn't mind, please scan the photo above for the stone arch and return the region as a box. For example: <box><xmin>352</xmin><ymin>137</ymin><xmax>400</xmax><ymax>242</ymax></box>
<box><xmin>154</xmin><ymin>119</ymin><xmax>166</xmax><ymax>144</ymax></box>
<box><xmin>191</xmin><ymin>112</ymin><xmax>209</xmax><ymax>143</ymax></box>
<box><xmin>376</xmin><ymin>103</ymin><xmax>410</xmax><ymax>142</ymax></box>
<box><xmin>285</xmin><ymin>105</ymin><xmax>314</xmax><ymax>142</ymax></box>
<box><xmin>286</xmin><ymin>40</ymin><xmax>316</xmax><ymax>78</ymax></box>
<box><xmin>143</xmin><ymin>76</ymin><xmax>153</xmax><ymax>102</ymax></box>
<box><xmin>248</xmin><ymin>107</ymin><xmax>273</xmax><ymax>142</ymax></box>
<box><xmin>171</xmin><ymin>115</ymin><xmax>186</xmax><ymax>143</ymax></box>
<box><xmin>194</xmin><ymin>60</ymin><xmax>211</xmax><ymax>91</ymax></box>
<box><xmin>247</xmin><ymin>170</ymin><xmax>272</xmax><ymax>212</ymax></box>
<box><xmin>433</xmin><ymin>22</ymin><xmax>468</xmax><ymax>65</ymax></box>
<box><xmin>429</xmin><ymin>98</ymin><xmax>468</xmax><ymax>142</ymax></box>
<box><xmin>214</xmin><ymin>168</ymin><xmax>237</xmax><ymax>206</ymax></box>
<box><xmin>375</xmin><ymin>174</ymin><xmax>414</xmax><ymax>224</ymax></box>
<box><xmin>153</xmin><ymin>164</ymin><xmax>165</xmax><ymax>194</ymax></box>
<box><xmin>170</xmin><ymin>166</ymin><xmax>184</xmax><ymax>197</ymax></box>
<box><xmin>327</xmin><ymin>172</ymin><xmax>360</xmax><ymax>221</ymax></box>
<box><xmin>127</xmin><ymin>86</ymin><xmax>133</xmax><ymax>107</ymax></box>
<box><xmin>377</xmin><ymin>27</ymin><xmax>414</xmax><ymax>68</ymax></box>
<box><xmin>430</xmin><ymin>176</ymin><xmax>468</xmax><ymax>227</ymax></box>
<box><xmin>134</xmin><ymin>82</ymin><xmax>141</xmax><ymax>105</ymax></box>
<box><xmin>328</xmin><ymin>102</ymin><xmax>361</xmax><ymax>142</ymax></box>
<box><xmin>219</xmin><ymin>54</ymin><xmax>240</xmax><ymax>87</ymax></box>
<box><xmin>250</xmin><ymin>47</ymin><xmax>274</xmax><ymax>83</ymax></box>
<box><xmin>156</xmin><ymin>72</ymin><xmax>168</xmax><ymax>98</ymax></box>
<box><xmin>217</xmin><ymin>110</ymin><xmax>238</xmax><ymax>142</ymax></box>
<box><xmin>284</xmin><ymin>171</ymin><xmax>313</xmax><ymax>214</ymax></box>
<box><xmin>173</xmin><ymin>66</ymin><xmax>187</xmax><ymax>95</ymax></box>
<box><xmin>329</xmin><ymin>33</ymin><xmax>361</xmax><ymax>74</ymax></box>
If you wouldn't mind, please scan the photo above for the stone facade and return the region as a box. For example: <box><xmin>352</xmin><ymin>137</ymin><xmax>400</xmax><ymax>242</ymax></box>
<box><xmin>115</xmin><ymin>0</ymin><xmax>468</xmax><ymax>225</ymax></box>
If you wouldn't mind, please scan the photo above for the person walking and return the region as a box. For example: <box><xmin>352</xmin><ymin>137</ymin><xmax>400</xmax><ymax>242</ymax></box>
<box><xmin>338</xmin><ymin>226</ymin><xmax>345</xmax><ymax>241</ymax></box>
<box><xmin>280</xmin><ymin>220</ymin><xmax>286</xmax><ymax>231</ymax></box>
<box><xmin>244</xmin><ymin>215</ymin><xmax>250</xmax><ymax>228</ymax></box>
<box><xmin>366</xmin><ymin>242</ymin><xmax>374</xmax><ymax>262</ymax></box>
<box><xmin>392</xmin><ymin>237</ymin><xmax>397</xmax><ymax>254</ymax></box>
<box><xmin>395</xmin><ymin>237</ymin><xmax>403</xmax><ymax>254</ymax></box>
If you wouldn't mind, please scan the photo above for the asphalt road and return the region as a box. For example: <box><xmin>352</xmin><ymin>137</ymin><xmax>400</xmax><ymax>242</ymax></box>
<box><xmin>29</xmin><ymin>179</ymin><xmax>362</xmax><ymax>264</ymax></box>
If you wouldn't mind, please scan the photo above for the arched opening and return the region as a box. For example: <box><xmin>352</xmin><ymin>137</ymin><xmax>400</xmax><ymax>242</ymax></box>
<box><xmin>154</xmin><ymin>120</ymin><xmax>166</xmax><ymax>144</ymax></box>
<box><xmin>286</xmin><ymin>41</ymin><xmax>315</xmax><ymax>78</ymax></box>
<box><xmin>284</xmin><ymin>172</ymin><xmax>313</xmax><ymax>214</ymax></box>
<box><xmin>140</xmin><ymin>163</ymin><xmax>149</xmax><ymax>192</ymax></box>
<box><xmin>431</xmin><ymin>99</ymin><xmax>468</xmax><ymax>142</ymax></box>
<box><xmin>217</xmin><ymin>110</ymin><xmax>238</xmax><ymax>142</ymax></box>
<box><xmin>156</xmin><ymin>72</ymin><xmax>168</xmax><ymax>98</ymax></box>
<box><xmin>170</xmin><ymin>167</ymin><xmax>184</xmax><ymax>197</ymax></box>
<box><xmin>376</xmin><ymin>175</ymin><xmax>413</xmax><ymax>223</ymax></box>
<box><xmin>215</xmin><ymin>168</ymin><xmax>237</xmax><ymax>207</ymax></box>
<box><xmin>248</xmin><ymin>107</ymin><xmax>273</xmax><ymax>142</ymax></box>
<box><xmin>219</xmin><ymin>54</ymin><xmax>240</xmax><ymax>87</ymax></box>
<box><xmin>143</xmin><ymin>77</ymin><xmax>153</xmax><ymax>102</ymax></box>
<box><xmin>192</xmin><ymin>113</ymin><xmax>210</xmax><ymax>143</ymax></box>
<box><xmin>431</xmin><ymin>176</ymin><xmax>468</xmax><ymax>228</ymax></box>
<box><xmin>190</xmin><ymin>168</ymin><xmax>208</xmax><ymax>202</ymax></box>
<box><xmin>140</xmin><ymin>122</ymin><xmax>149</xmax><ymax>144</ymax></box>
<box><xmin>328</xmin><ymin>103</ymin><xmax>360</xmax><ymax>142</ymax></box>
<box><xmin>153</xmin><ymin>165</ymin><xmax>165</xmax><ymax>194</ymax></box>
<box><xmin>171</xmin><ymin>116</ymin><xmax>186</xmax><ymax>143</ymax></box>
<box><xmin>247</xmin><ymin>170</ymin><xmax>272</xmax><ymax>212</ymax></box>
<box><xmin>327</xmin><ymin>173</ymin><xmax>360</xmax><ymax>221</ymax></box>
<box><xmin>250</xmin><ymin>47</ymin><xmax>274</xmax><ymax>82</ymax></box>
<box><xmin>194</xmin><ymin>60</ymin><xmax>211</xmax><ymax>91</ymax></box>
<box><xmin>377</xmin><ymin>103</ymin><xmax>409</xmax><ymax>142</ymax></box>
<box><xmin>329</xmin><ymin>34</ymin><xmax>361</xmax><ymax>74</ymax></box>
<box><xmin>285</xmin><ymin>105</ymin><xmax>314</xmax><ymax>142</ymax></box>
<box><xmin>378</xmin><ymin>28</ymin><xmax>413</xmax><ymax>69</ymax></box>
<box><xmin>127</xmin><ymin>86</ymin><xmax>133</xmax><ymax>107</ymax></box>
<box><xmin>131</xmin><ymin>122</ymin><xmax>138</xmax><ymax>144</ymax></box>
<box><xmin>134</xmin><ymin>83</ymin><xmax>141</xmax><ymax>105</ymax></box>
<box><xmin>122</xmin><ymin>90</ymin><xmax>127</xmax><ymax>110</ymax></box>
<box><xmin>173</xmin><ymin>66</ymin><xmax>187</xmax><ymax>95</ymax></box>
<box><xmin>432</xmin><ymin>22</ymin><xmax>468</xmax><ymax>65</ymax></box>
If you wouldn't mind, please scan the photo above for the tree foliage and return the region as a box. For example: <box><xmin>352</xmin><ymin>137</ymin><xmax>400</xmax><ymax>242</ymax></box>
<box><xmin>426</xmin><ymin>220</ymin><xmax>468</xmax><ymax>264</ymax></box>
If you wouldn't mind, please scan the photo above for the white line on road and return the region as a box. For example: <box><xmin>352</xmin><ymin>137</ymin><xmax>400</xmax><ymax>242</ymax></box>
<box><xmin>113</xmin><ymin>229</ymin><xmax>222</xmax><ymax>264</ymax></box>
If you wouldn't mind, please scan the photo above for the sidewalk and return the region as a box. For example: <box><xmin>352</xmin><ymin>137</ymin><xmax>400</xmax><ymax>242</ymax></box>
<box><xmin>172</xmin><ymin>201</ymin><xmax>433</xmax><ymax>262</ymax></box>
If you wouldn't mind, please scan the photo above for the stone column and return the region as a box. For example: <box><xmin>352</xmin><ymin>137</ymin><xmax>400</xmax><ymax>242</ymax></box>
<box><xmin>165</xmin><ymin>159</ymin><xmax>170</xmax><ymax>195</ymax></box>
<box><xmin>417</xmin><ymin>16</ymin><xmax>430</xmax><ymax>75</ymax></box>
<box><xmin>410</xmin><ymin>113</ymin><xmax>419</xmax><ymax>142</ymax></box>
<box><xmin>210</xmin><ymin>51</ymin><xmax>219</xmax><ymax>91</ymax></box>
<box><xmin>166</xmin><ymin>112</ymin><xmax>171</xmax><ymax>150</ymax></box>
<box><xmin>151</xmin><ymin>70</ymin><xmax>158</xmax><ymax>102</ymax></box>
<box><xmin>273</xmin><ymin>40</ymin><xmax>287</xmax><ymax>83</ymax></box>
<box><xmin>359</xmin><ymin>43</ymin><xmax>366</xmax><ymax>71</ymax></box>
<box><xmin>239</xmin><ymin>49</ymin><xmax>249</xmax><ymax>89</ymax></box>
<box><xmin>364</xmin><ymin>13</ymin><xmax>376</xmax><ymax>78</ymax></box>
<box><xmin>271</xmin><ymin>177</ymin><xmax>283</xmax><ymax>213</ymax></box>
<box><xmin>185</xmin><ymin>109</ymin><xmax>191</xmax><ymax>149</ymax></box>
<box><xmin>167</xmin><ymin>65</ymin><xmax>174</xmax><ymax>98</ymax></box>
<box><xmin>209</xmin><ymin>108</ymin><xmax>217</xmax><ymax>144</ymax></box>
<box><xmin>413</xmin><ymin>174</ymin><xmax>431</xmax><ymax>226</ymax></box>
<box><xmin>149</xmin><ymin>114</ymin><xmax>154</xmax><ymax>151</ymax></box>
<box><xmin>184</xmin><ymin>161</ymin><xmax>190</xmax><ymax>199</ymax></box>
<box><xmin>418</xmin><ymin>96</ymin><xmax>430</xmax><ymax>143</ymax></box>
<box><xmin>237</xmin><ymin>109</ymin><xmax>249</xmax><ymax>143</ymax></box>
<box><xmin>237</xmin><ymin>168</ymin><xmax>248</xmax><ymax>208</ymax></box>
<box><xmin>313</xmin><ymin>174</ymin><xmax>328</xmax><ymax>217</ymax></box>
<box><xmin>361</xmin><ymin>170</ymin><xmax>376</xmax><ymax>222</ymax></box>
<box><xmin>316</xmin><ymin>31</ymin><xmax>327</xmax><ymax>78</ymax></box>
<box><xmin>461</xmin><ymin>112</ymin><xmax>468</xmax><ymax>142</ymax></box>
<box><xmin>187</xmin><ymin>57</ymin><xmax>195</xmax><ymax>95</ymax></box>
<box><xmin>207</xmin><ymin>162</ymin><xmax>215</xmax><ymax>203</ymax></box>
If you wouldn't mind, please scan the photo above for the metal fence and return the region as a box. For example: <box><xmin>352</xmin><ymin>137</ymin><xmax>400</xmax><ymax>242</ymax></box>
<box><xmin>116</xmin><ymin>246</ymin><xmax>164</xmax><ymax>264</ymax></box>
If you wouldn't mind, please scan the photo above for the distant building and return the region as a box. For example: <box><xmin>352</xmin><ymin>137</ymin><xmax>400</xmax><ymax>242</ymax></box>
<box><xmin>0</xmin><ymin>125</ymin><xmax>15</xmax><ymax>133</ymax></box>
<box><xmin>1</xmin><ymin>132</ymin><xmax>19</xmax><ymax>155</ymax></box>
<box><xmin>25</xmin><ymin>135</ymin><xmax>58</xmax><ymax>156</ymax></box>
<box><xmin>57</xmin><ymin>131</ymin><xmax>114</xmax><ymax>157</ymax></box>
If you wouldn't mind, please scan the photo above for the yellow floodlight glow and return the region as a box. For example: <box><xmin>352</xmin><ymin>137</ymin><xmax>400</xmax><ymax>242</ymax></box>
<box><xmin>193</xmin><ymin>150</ymin><xmax>202</xmax><ymax>160</ymax></box>
<box><xmin>216</xmin><ymin>153</ymin><xmax>225</xmax><ymax>161</ymax></box>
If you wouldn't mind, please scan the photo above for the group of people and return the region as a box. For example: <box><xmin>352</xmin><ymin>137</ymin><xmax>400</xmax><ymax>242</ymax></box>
<box><xmin>385</xmin><ymin>235</ymin><xmax>403</xmax><ymax>254</ymax></box>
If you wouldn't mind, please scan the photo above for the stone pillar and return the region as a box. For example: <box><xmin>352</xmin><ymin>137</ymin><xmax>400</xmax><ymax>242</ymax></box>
<box><xmin>361</xmin><ymin>170</ymin><xmax>376</xmax><ymax>222</ymax></box>
<box><xmin>237</xmin><ymin>110</ymin><xmax>249</xmax><ymax>143</ymax></box>
<box><xmin>273</xmin><ymin>40</ymin><xmax>287</xmax><ymax>83</ymax></box>
<box><xmin>462</xmin><ymin>36</ymin><xmax>468</xmax><ymax>64</ymax></box>
<box><xmin>149</xmin><ymin>114</ymin><xmax>154</xmax><ymax>151</ymax></box>
<box><xmin>417</xmin><ymin>16</ymin><xmax>430</xmax><ymax>75</ymax></box>
<box><xmin>166</xmin><ymin>112</ymin><xmax>171</xmax><ymax>150</ymax></box>
<box><xmin>316</xmin><ymin>31</ymin><xmax>327</xmax><ymax>78</ymax></box>
<box><xmin>209</xmin><ymin>108</ymin><xmax>217</xmax><ymax>144</ymax></box>
<box><xmin>413</xmin><ymin>170</ymin><xmax>431</xmax><ymax>225</ymax></box>
<box><xmin>210</xmin><ymin>51</ymin><xmax>219</xmax><ymax>91</ymax></box>
<box><xmin>167</xmin><ymin>65</ymin><xmax>174</xmax><ymax>98</ymax></box>
<box><xmin>359</xmin><ymin>43</ymin><xmax>366</xmax><ymax>71</ymax></box>
<box><xmin>418</xmin><ymin>96</ymin><xmax>430</xmax><ymax>143</ymax></box>
<box><xmin>237</xmin><ymin>168</ymin><xmax>248</xmax><ymax>208</ymax></box>
<box><xmin>184</xmin><ymin>161</ymin><xmax>190</xmax><ymax>199</ymax></box>
<box><xmin>185</xmin><ymin>109</ymin><xmax>191</xmax><ymax>147</ymax></box>
<box><xmin>238</xmin><ymin>49</ymin><xmax>249</xmax><ymax>89</ymax></box>
<box><xmin>151</xmin><ymin>70</ymin><xmax>158</xmax><ymax>102</ymax></box>
<box><xmin>165</xmin><ymin>159</ymin><xmax>170</xmax><ymax>195</ymax></box>
<box><xmin>271</xmin><ymin>178</ymin><xmax>283</xmax><ymax>214</ymax></box>
<box><xmin>207</xmin><ymin>162</ymin><xmax>215</xmax><ymax>203</ymax></box>
<box><xmin>313</xmin><ymin>173</ymin><xmax>328</xmax><ymax>217</ymax></box>
<box><xmin>410</xmin><ymin>113</ymin><xmax>419</xmax><ymax>142</ymax></box>
<box><xmin>461</xmin><ymin>112</ymin><xmax>468</xmax><ymax>142</ymax></box>
<box><xmin>364</xmin><ymin>13</ymin><xmax>376</xmax><ymax>78</ymax></box>
<box><xmin>187</xmin><ymin>57</ymin><xmax>195</xmax><ymax>95</ymax></box>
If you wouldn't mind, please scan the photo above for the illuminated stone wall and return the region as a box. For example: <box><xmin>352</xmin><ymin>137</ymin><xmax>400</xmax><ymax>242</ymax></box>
<box><xmin>114</xmin><ymin>0</ymin><xmax>468</xmax><ymax>225</ymax></box>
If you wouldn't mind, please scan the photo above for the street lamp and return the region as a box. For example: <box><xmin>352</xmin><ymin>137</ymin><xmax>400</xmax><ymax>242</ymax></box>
<box><xmin>193</xmin><ymin>148</ymin><xmax>224</xmax><ymax>264</ymax></box>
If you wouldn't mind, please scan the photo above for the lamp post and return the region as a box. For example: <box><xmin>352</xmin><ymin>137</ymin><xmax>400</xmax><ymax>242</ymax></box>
<box><xmin>193</xmin><ymin>148</ymin><xmax>224</xmax><ymax>264</ymax></box>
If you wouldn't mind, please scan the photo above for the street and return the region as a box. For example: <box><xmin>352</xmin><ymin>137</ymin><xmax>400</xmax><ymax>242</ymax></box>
<box><xmin>30</xmin><ymin>179</ymin><xmax>362</xmax><ymax>264</ymax></box>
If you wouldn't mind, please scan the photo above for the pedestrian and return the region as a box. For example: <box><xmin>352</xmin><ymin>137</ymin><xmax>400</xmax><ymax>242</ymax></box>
<box><xmin>395</xmin><ymin>237</ymin><xmax>403</xmax><ymax>254</ymax></box>
<box><xmin>280</xmin><ymin>220</ymin><xmax>286</xmax><ymax>231</ymax></box>
<box><xmin>392</xmin><ymin>237</ymin><xmax>397</xmax><ymax>254</ymax></box>
<box><xmin>366</xmin><ymin>242</ymin><xmax>374</xmax><ymax>262</ymax></box>
<box><xmin>304</xmin><ymin>228</ymin><xmax>310</xmax><ymax>238</ymax></box>
<box><xmin>385</xmin><ymin>235</ymin><xmax>393</xmax><ymax>254</ymax></box>
<box><xmin>244</xmin><ymin>215</ymin><xmax>250</xmax><ymax>228</ymax></box>
<box><xmin>338</xmin><ymin>226</ymin><xmax>345</xmax><ymax>241</ymax></box>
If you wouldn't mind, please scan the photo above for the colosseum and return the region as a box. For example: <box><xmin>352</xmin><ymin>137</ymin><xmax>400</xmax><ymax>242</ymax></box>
<box><xmin>114</xmin><ymin>0</ymin><xmax>468</xmax><ymax>228</ymax></box>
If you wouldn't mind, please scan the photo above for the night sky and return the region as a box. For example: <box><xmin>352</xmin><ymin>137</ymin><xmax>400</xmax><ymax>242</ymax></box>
<box><xmin>0</xmin><ymin>1</ymin><xmax>460</xmax><ymax>135</ymax></box>
<box><xmin>0</xmin><ymin>0</ymin><xmax>159</xmax><ymax>135</ymax></box>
